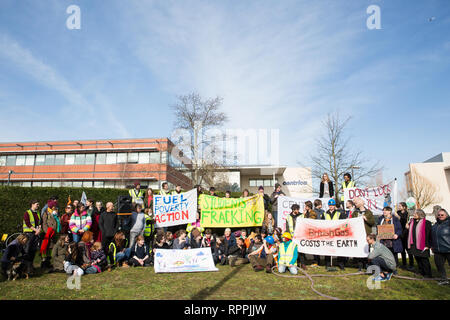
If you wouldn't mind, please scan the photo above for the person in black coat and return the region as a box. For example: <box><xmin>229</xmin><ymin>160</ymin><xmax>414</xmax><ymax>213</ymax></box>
<box><xmin>431</xmin><ymin>208</ymin><xmax>450</xmax><ymax>284</ymax></box>
<box><xmin>98</xmin><ymin>202</ymin><xmax>118</xmax><ymax>257</ymax></box>
<box><xmin>319</xmin><ymin>173</ymin><xmax>334</xmax><ymax>198</ymax></box>
<box><xmin>377</xmin><ymin>207</ymin><xmax>403</xmax><ymax>266</ymax></box>
<box><xmin>405</xmin><ymin>209</ymin><xmax>433</xmax><ymax>278</ymax></box>
<box><xmin>1</xmin><ymin>235</ymin><xmax>28</xmax><ymax>278</ymax></box>
<box><xmin>394</xmin><ymin>202</ymin><xmax>414</xmax><ymax>270</ymax></box>
<box><xmin>129</xmin><ymin>235</ymin><xmax>151</xmax><ymax>267</ymax></box>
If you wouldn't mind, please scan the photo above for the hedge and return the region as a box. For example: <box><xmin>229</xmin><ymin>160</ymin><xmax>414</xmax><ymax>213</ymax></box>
<box><xmin>0</xmin><ymin>186</ymin><xmax>251</xmax><ymax>235</ymax></box>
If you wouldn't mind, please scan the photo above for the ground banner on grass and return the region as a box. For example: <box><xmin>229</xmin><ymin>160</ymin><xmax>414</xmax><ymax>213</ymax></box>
<box><xmin>154</xmin><ymin>248</ymin><xmax>218</xmax><ymax>273</ymax></box>
<box><xmin>277</xmin><ymin>196</ymin><xmax>332</xmax><ymax>232</ymax></box>
<box><xmin>153</xmin><ymin>189</ymin><xmax>197</xmax><ymax>228</ymax></box>
<box><xmin>344</xmin><ymin>180</ymin><xmax>397</xmax><ymax>215</ymax></box>
<box><xmin>293</xmin><ymin>217</ymin><xmax>369</xmax><ymax>257</ymax></box>
<box><xmin>199</xmin><ymin>194</ymin><xmax>264</xmax><ymax>227</ymax></box>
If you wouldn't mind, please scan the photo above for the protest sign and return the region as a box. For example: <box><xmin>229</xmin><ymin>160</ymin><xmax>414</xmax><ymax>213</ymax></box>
<box><xmin>153</xmin><ymin>189</ymin><xmax>197</xmax><ymax>228</ymax></box>
<box><xmin>293</xmin><ymin>217</ymin><xmax>369</xmax><ymax>257</ymax></box>
<box><xmin>377</xmin><ymin>224</ymin><xmax>395</xmax><ymax>239</ymax></box>
<box><xmin>344</xmin><ymin>180</ymin><xmax>397</xmax><ymax>215</ymax></box>
<box><xmin>199</xmin><ymin>194</ymin><xmax>264</xmax><ymax>228</ymax></box>
<box><xmin>277</xmin><ymin>196</ymin><xmax>331</xmax><ymax>232</ymax></box>
<box><xmin>154</xmin><ymin>248</ymin><xmax>218</xmax><ymax>273</ymax></box>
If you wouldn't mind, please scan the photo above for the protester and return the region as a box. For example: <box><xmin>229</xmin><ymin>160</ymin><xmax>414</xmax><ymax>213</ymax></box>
<box><xmin>64</xmin><ymin>242</ymin><xmax>84</xmax><ymax>277</ymax></box>
<box><xmin>313</xmin><ymin>199</ymin><xmax>325</xmax><ymax>220</ymax></box>
<box><xmin>1</xmin><ymin>234</ymin><xmax>28</xmax><ymax>279</ymax></box>
<box><xmin>242</xmin><ymin>189</ymin><xmax>249</xmax><ymax>198</ymax></box>
<box><xmin>129</xmin><ymin>181</ymin><xmax>145</xmax><ymax>208</ymax></box>
<box><xmin>319</xmin><ymin>173</ymin><xmax>334</xmax><ymax>198</ymax></box>
<box><xmin>201</xmin><ymin>229</ymin><xmax>216</xmax><ymax>251</ymax></box>
<box><xmin>99</xmin><ymin>202</ymin><xmax>118</xmax><ymax>257</ymax></box>
<box><xmin>395</xmin><ymin>202</ymin><xmax>415</xmax><ymax>270</ymax></box>
<box><xmin>227</xmin><ymin>237</ymin><xmax>249</xmax><ymax>267</ymax></box>
<box><xmin>209</xmin><ymin>186</ymin><xmax>217</xmax><ymax>197</ymax></box>
<box><xmin>304</xmin><ymin>201</ymin><xmax>317</xmax><ymax>219</ymax></box>
<box><xmin>345</xmin><ymin>200</ymin><xmax>357</xmax><ymax>219</ymax></box>
<box><xmin>340</xmin><ymin>173</ymin><xmax>355</xmax><ymax>204</ymax></box>
<box><xmin>247</xmin><ymin>235</ymin><xmax>265</xmax><ymax>271</ymax></box>
<box><xmin>225</xmin><ymin>190</ymin><xmax>232</xmax><ymax>198</ymax></box>
<box><xmin>40</xmin><ymin>199</ymin><xmax>60</xmax><ymax>269</ymax></box>
<box><xmin>78</xmin><ymin>231</ymin><xmax>99</xmax><ymax>274</ymax></box>
<box><xmin>186</xmin><ymin>211</ymin><xmax>204</xmax><ymax>239</ymax></box>
<box><xmin>189</xmin><ymin>228</ymin><xmax>203</xmax><ymax>249</ymax></box>
<box><xmin>90</xmin><ymin>242</ymin><xmax>108</xmax><ymax>272</ymax></box>
<box><xmin>143</xmin><ymin>208</ymin><xmax>155</xmax><ymax>249</ymax></box>
<box><xmin>262</xmin><ymin>211</ymin><xmax>276</xmax><ymax>235</ymax></box>
<box><xmin>129</xmin><ymin>235</ymin><xmax>151</xmax><ymax>267</ymax></box>
<box><xmin>173</xmin><ymin>230</ymin><xmax>189</xmax><ymax>249</ymax></box>
<box><xmin>215</xmin><ymin>236</ymin><xmax>227</xmax><ymax>265</ymax></box>
<box><xmin>377</xmin><ymin>206</ymin><xmax>403</xmax><ymax>266</ymax></box>
<box><xmin>51</xmin><ymin>235</ymin><xmax>69</xmax><ymax>273</ymax></box>
<box><xmin>431</xmin><ymin>208</ymin><xmax>450</xmax><ymax>285</ymax></box>
<box><xmin>270</xmin><ymin>183</ymin><xmax>286</xmax><ymax>223</ymax></box>
<box><xmin>69</xmin><ymin>203</ymin><xmax>92</xmax><ymax>243</ymax></box>
<box><xmin>108</xmin><ymin>231</ymin><xmax>131</xmax><ymax>268</ymax></box>
<box><xmin>60</xmin><ymin>204</ymin><xmax>73</xmax><ymax>240</ymax></box>
<box><xmin>353</xmin><ymin>197</ymin><xmax>375</xmax><ymax>271</ymax></box>
<box><xmin>22</xmin><ymin>199</ymin><xmax>42</xmax><ymax>275</ymax></box>
<box><xmin>322</xmin><ymin>199</ymin><xmax>346</xmax><ymax>270</ymax></box>
<box><xmin>224</xmin><ymin>228</ymin><xmax>236</xmax><ymax>250</ymax></box>
<box><xmin>129</xmin><ymin>204</ymin><xmax>146</xmax><ymax>248</ymax></box>
<box><xmin>146</xmin><ymin>188</ymin><xmax>154</xmax><ymax>209</ymax></box>
<box><xmin>258</xmin><ymin>186</ymin><xmax>271</xmax><ymax>212</ymax></box>
<box><xmin>86</xmin><ymin>198</ymin><xmax>95</xmax><ymax>217</ymax></box>
<box><xmin>406</xmin><ymin>209</ymin><xmax>433</xmax><ymax>278</ymax></box>
<box><xmin>278</xmin><ymin>232</ymin><xmax>298</xmax><ymax>275</ymax></box>
<box><xmin>91</xmin><ymin>201</ymin><xmax>104</xmax><ymax>242</ymax></box>
<box><xmin>172</xmin><ymin>184</ymin><xmax>183</xmax><ymax>195</ymax></box>
<box><xmin>366</xmin><ymin>234</ymin><xmax>397</xmax><ymax>281</ymax></box>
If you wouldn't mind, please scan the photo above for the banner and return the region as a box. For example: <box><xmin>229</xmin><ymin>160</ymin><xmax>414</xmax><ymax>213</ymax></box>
<box><xmin>153</xmin><ymin>189</ymin><xmax>197</xmax><ymax>228</ymax></box>
<box><xmin>277</xmin><ymin>196</ymin><xmax>332</xmax><ymax>232</ymax></box>
<box><xmin>199</xmin><ymin>194</ymin><xmax>264</xmax><ymax>228</ymax></box>
<box><xmin>344</xmin><ymin>180</ymin><xmax>396</xmax><ymax>216</ymax></box>
<box><xmin>293</xmin><ymin>217</ymin><xmax>369</xmax><ymax>257</ymax></box>
<box><xmin>154</xmin><ymin>248</ymin><xmax>218</xmax><ymax>273</ymax></box>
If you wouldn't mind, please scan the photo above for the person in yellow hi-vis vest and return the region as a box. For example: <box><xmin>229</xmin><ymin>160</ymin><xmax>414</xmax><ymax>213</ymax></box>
<box><xmin>340</xmin><ymin>172</ymin><xmax>355</xmax><ymax>203</ymax></box>
<box><xmin>129</xmin><ymin>181</ymin><xmax>145</xmax><ymax>208</ymax></box>
<box><xmin>322</xmin><ymin>199</ymin><xmax>346</xmax><ymax>270</ymax></box>
<box><xmin>277</xmin><ymin>232</ymin><xmax>298</xmax><ymax>275</ymax></box>
<box><xmin>23</xmin><ymin>199</ymin><xmax>42</xmax><ymax>275</ymax></box>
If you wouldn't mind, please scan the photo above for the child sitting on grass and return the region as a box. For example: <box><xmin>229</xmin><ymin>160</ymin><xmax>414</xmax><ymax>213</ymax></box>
<box><xmin>64</xmin><ymin>242</ymin><xmax>84</xmax><ymax>277</ymax></box>
<box><xmin>52</xmin><ymin>235</ymin><xmax>69</xmax><ymax>273</ymax></box>
<box><xmin>90</xmin><ymin>242</ymin><xmax>107</xmax><ymax>272</ymax></box>
<box><xmin>129</xmin><ymin>235</ymin><xmax>151</xmax><ymax>267</ymax></box>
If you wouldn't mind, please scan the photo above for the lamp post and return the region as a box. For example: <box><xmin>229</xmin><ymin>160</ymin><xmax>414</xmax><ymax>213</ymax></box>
<box><xmin>8</xmin><ymin>170</ymin><xmax>14</xmax><ymax>186</ymax></box>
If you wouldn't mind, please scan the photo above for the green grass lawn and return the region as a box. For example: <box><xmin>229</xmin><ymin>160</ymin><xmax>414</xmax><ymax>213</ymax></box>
<box><xmin>1</xmin><ymin>257</ymin><xmax>449</xmax><ymax>300</ymax></box>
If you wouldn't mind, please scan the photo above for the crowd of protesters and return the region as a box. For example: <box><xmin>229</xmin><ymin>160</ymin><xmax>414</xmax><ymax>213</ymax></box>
<box><xmin>1</xmin><ymin>174</ymin><xmax>449</xmax><ymax>286</ymax></box>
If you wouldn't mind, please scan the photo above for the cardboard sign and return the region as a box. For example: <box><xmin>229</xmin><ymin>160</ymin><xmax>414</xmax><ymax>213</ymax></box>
<box><xmin>153</xmin><ymin>189</ymin><xmax>197</xmax><ymax>228</ymax></box>
<box><xmin>377</xmin><ymin>224</ymin><xmax>395</xmax><ymax>239</ymax></box>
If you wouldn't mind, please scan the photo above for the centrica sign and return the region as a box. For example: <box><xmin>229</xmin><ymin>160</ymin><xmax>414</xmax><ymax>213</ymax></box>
<box><xmin>283</xmin><ymin>180</ymin><xmax>308</xmax><ymax>186</ymax></box>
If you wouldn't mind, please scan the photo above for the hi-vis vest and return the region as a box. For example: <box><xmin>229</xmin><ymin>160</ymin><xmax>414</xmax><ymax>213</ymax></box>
<box><xmin>109</xmin><ymin>239</ymin><xmax>129</xmax><ymax>264</ymax></box>
<box><xmin>279</xmin><ymin>241</ymin><xmax>297</xmax><ymax>266</ymax></box>
<box><xmin>341</xmin><ymin>181</ymin><xmax>355</xmax><ymax>201</ymax></box>
<box><xmin>286</xmin><ymin>214</ymin><xmax>304</xmax><ymax>235</ymax></box>
<box><xmin>23</xmin><ymin>209</ymin><xmax>40</xmax><ymax>233</ymax></box>
<box><xmin>325</xmin><ymin>211</ymin><xmax>341</xmax><ymax>220</ymax></box>
<box><xmin>144</xmin><ymin>214</ymin><xmax>154</xmax><ymax>237</ymax></box>
<box><xmin>159</xmin><ymin>189</ymin><xmax>170</xmax><ymax>196</ymax></box>
<box><xmin>129</xmin><ymin>189</ymin><xmax>145</xmax><ymax>204</ymax></box>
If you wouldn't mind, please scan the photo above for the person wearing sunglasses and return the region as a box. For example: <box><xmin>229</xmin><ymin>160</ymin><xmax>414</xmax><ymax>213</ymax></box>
<box><xmin>431</xmin><ymin>208</ymin><xmax>450</xmax><ymax>285</ymax></box>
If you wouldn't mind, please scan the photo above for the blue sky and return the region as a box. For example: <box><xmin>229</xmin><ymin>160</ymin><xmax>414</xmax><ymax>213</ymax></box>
<box><xmin>0</xmin><ymin>0</ymin><xmax>449</xmax><ymax>192</ymax></box>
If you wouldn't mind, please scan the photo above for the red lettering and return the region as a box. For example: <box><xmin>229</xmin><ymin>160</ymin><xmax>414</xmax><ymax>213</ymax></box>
<box><xmin>182</xmin><ymin>211</ymin><xmax>189</xmax><ymax>220</ymax></box>
<box><xmin>175</xmin><ymin>212</ymin><xmax>180</xmax><ymax>220</ymax></box>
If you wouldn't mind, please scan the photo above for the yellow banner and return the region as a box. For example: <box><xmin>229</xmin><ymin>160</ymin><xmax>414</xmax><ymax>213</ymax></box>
<box><xmin>199</xmin><ymin>194</ymin><xmax>264</xmax><ymax>227</ymax></box>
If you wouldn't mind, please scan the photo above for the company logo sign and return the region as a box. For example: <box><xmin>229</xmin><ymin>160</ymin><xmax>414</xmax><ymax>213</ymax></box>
<box><xmin>282</xmin><ymin>180</ymin><xmax>308</xmax><ymax>186</ymax></box>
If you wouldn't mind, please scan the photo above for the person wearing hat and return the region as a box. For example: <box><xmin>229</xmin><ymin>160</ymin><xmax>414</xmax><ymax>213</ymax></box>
<box><xmin>129</xmin><ymin>181</ymin><xmax>145</xmax><ymax>208</ymax></box>
<box><xmin>277</xmin><ymin>232</ymin><xmax>298</xmax><ymax>275</ymax></box>
<box><xmin>270</xmin><ymin>183</ymin><xmax>286</xmax><ymax>225</ymax></box>
<box><xmin>285</xmin><ymin>204</ymin><xmax>307</xmax><ymax>270</ymax></box>
<box><xmin>248</xmin><ymin>235</ymin><xmax>278</xmax><ymax>273</ymax></box>
<box><xmin>322</xmin><ymin>199</ymin><xmax>346</xmax><ymax>270</ymax></box>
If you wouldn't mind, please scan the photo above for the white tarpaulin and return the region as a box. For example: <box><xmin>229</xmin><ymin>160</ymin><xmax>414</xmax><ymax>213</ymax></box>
<box><xmin>153</xmin><ymin>189</ymin><xmax>197</xmax><ymax>228</ymax></box>
<box><xmin>277</xmin><ymin>196</ymin><xmax>332</xmax><ymax>232</ymax></box>
<box><xmin>343</xmin><ymin>180</ymin><xmax>398</xmax><ymax>216</ymax></box>
<box><xmin>154</xmin><ymin>248</ymin><xmax>218</xmax><ymax>273</ymax></box>
<box><xmin>293</xmin><ymin>217</ymin><xmax>369</xmax><ymax>257</ymax></box>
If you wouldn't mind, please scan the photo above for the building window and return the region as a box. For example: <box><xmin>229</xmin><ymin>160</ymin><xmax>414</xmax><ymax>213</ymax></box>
<box><xmin>35</xmin><ymin>155</ymin><xmax>45</xmax><ymax>166</ymax></box>
<box><xmin>0</xmin><ymin>156</ymin><xmax>6</xmax><ymax>166</ymax></box>
<box><xmin>82</xmin><ymin>181</ymin><xmax>93</xmax><ymax>188</ymax></box>
<box><xmin>45</xmin><ymin>154</ymin><xmax>55</xmax><ymax>166</ymax></box>
<box><xmin>22</xmin><ymin>181</ymin><xmax>32</xmax><ymax>187</ymax></box>
<box><xmin>249</xmin><ymin>178</ymin><xmax>276</xmax><ymax>188</ymax></box>
<box><xmin>128</xmin><ymin>153</ymin><xmax>139</xmax><ymax>163</ymax></box>
<box><xmin>149</xmin><ymin>152</ymin><xmax>160</xmax><ymax>163</ymax></box>
<box><xmin>104</xmin><ymin>181</ymin><xmax>115</xmax><ymax>188</ymax></box>
<box><xmin>73</xmin><ymin>181</ymin><xmax>82</xmax><ymax>187</ymax></box>
<box><xmin>117</xmin><ymin>153</ymin><xmax>127</xmax><ymax>164</ymax></box>
<box><xmin>106</xmin><ymin>153</ymin><xmax>116</xmax><ymax>164</ymax></box>
<box><xmin>85</xmin><ymin>154</ymin><xmax>95</xmax><ymax>165</ymax></box>
<box><xmin>65</xmin><ymin>154</ymin><xmax>75</xmax><ymax>165</ymax></box>
<box><xmin>6</xmin><ymin>155</ymin><xmax>16</xmax><ymax>166</ymax></box>
<box><xmin>94</xmin><ymin>181</ymin><xmax>104</xmax><ymax>188</ymax></box>
<box><xmin>16</xmin><ymin>155</ymin><xmax>26</xmax><ymax>166</ymax></box>
<box><xmin>52</xmin><ymin>181</ymin><xmax>61</xmax><ymax>187</ymax></box>
<box><xmin>249</xmin><ymin>179</ymin><xmax>256</xmax><ymax>187</ymax></box>
<box><xmin>75</xmin><ymin>154</ymin><xmax>85</xmax><ymax>165</ymax></box>
<box><xmin>96</xmin><ymin>153</ymin><xmax>106</xmax><ymax>165</ymax></box>
<box><xmin>42</xmin><ymin>181</ymin><xmax>52</xmax><ymax>187</ymax></box>
<box><xmin>54</xmin><ymin>154</ymin><xmax>65</xmax><ymax>165</ymax></box>
<box><xmin>161</xmin><ymin>151</ymin><xmax>168</xmax><ymax>164</ymax></box>
<box><xmin>61</xmin><ymin>181</ymin><xmax>72</xmax><ymax>187</ymax></box>
<box><xmin>138</xmin><ymin>152</ymin><xmax>150</xmax><ymax>164</ymax></box>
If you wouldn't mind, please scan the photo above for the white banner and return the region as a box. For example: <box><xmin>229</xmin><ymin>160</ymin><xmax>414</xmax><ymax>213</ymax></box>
<box><xmin>154</xmin><ymin>248</ymin><xmax>218</xmax><ymax>273</ymax></box>
<box><xmin>293</xmin><ymin>217</ymin><xmax>369</xmax><ymax>257</ymax></box>
<box><xmin>344</xmin><ymin>180</ymin><xmax>396</xmax><ymax>216</ymax></box>
<box><xmin>277</xmin><ymin>196</ymin><xmax>332</xmax><ymax>232</ymax></box>
<box><xmin>153</xmin><ymin>189</ymin><xmax>197</xmax><ymax>228</ymax></box>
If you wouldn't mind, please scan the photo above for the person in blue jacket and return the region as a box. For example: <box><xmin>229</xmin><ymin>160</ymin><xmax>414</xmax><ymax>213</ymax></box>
<box><xmin>431</xmin><ymin>208</ymin><xmax>450</xmax><ymax>285</ymax></box>
<box><xmin>377</xmin><ymin>206</ymin><xmax>403</xmax><ymax>267</ymax></box>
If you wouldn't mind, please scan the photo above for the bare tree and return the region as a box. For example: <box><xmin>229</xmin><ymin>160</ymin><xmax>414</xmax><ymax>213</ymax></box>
<box><xmin>306</xmin><ymin>111</ymin><xmax>382</xmax><ymax>201</ymax></box>
<box><xmin>170</xmin><ymin>92</ymin><xmax>229</xmax><ymax>186</ymax></box>
<box><xmin>409</xmin><ymin>167</ymin><xmax>442</xmax><ymax>210</ymax></box>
